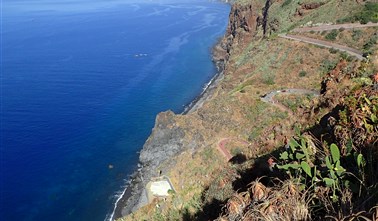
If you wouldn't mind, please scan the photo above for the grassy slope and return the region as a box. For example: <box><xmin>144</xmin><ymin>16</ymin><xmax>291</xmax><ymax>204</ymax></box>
<box><xmin>117</xmin><ymin>1</ymin><xmax>377</xmax><ymax>220</ymax></box>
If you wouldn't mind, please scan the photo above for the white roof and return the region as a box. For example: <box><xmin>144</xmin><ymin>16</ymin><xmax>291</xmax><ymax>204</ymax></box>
<box><xmin>150</xmin><ymin>180</ymin><xmax>172</xmax><ymax>196</ymax></box>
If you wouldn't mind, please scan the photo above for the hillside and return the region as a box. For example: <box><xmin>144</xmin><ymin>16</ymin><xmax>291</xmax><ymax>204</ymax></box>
<box><xmin>117</xmin><ymin>0</ymin><xmax>378</xmax><ymax>220</ymax></box>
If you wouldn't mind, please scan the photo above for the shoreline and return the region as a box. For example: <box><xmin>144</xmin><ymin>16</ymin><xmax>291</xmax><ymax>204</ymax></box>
<box><xmin>182</xmin><ymin>60</ymin><xmax>224</xmax><ymax>114</ymax></box>
<box><xmin>109</xmin><ymin>38</ymin><xmax>226</xmax><ymax>220</ymax></box>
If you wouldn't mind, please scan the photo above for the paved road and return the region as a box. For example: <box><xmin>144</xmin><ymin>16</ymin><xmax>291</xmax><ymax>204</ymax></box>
<box><xmin>279</xmin><ymin>34</ymin><xmax>364</xmax><ymax>60</ymax></box>
<box><xmin>292</xmin><ymin>22</ymin><xmax>378</xmax><ymax>33</ymax></box>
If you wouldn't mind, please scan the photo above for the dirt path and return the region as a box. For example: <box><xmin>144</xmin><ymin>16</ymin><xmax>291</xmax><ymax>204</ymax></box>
<box><xmin>217</xmin><ymin>138</ymin><xmax>250</xmax><ymax>161</ymax></box>
<box><xmin>260</xmin><ymin>88</ymin><xmax>320</xmax><ymax>115</ymax></box>
<box><xmin>279</xmin><ymin>34</ymin><xmax>364</xmax><ymax>60</ymax></box>
<box><xmin>216</xmin><ymin>89</ymin><xmax>319</xmax><ymax>161</ymax></box>
<box><xmin>292</xmin><ymin>22</ymin><xmax>378</xmax><ymax>33</ymax></box>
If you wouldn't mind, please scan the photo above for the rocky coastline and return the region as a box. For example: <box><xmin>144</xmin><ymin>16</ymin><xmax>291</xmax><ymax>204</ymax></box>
<box><xmin>111</xmin><ymin>0</ymin><xmax>259</xmax><ymax>219</ymax></box>
<box><xmin>111</xmin><ymin>37</ymin><xmax>229</xmax><ymax>221</ymax></box>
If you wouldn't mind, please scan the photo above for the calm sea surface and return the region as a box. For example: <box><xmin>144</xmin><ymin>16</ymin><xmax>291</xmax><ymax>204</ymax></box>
<box><xmin>0</xmin><ymin>0</ymin><xmax>229</xmax><ymax>220</ymax></box>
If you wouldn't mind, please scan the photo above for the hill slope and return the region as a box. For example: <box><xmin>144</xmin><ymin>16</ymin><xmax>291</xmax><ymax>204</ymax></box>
<box><xmin>117</xmin><ymin>0</ymin><xmax>378</xmax><ymax>220</ymax></box>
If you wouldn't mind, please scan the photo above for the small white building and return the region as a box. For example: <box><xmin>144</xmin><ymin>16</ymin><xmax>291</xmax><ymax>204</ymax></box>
<box><xmin>146</xmin><ymin>176</ymin><xmax>175</xmax><ymax>202</ymax></box>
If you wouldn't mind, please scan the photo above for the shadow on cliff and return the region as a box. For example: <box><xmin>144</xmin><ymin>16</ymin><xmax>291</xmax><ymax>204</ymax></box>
<box><xmin>181</xmin><ymin>149</ymin><xmax>286</xmax><ymax>220</ymax></box>
<box><xmin>231</xmin><ymin>149</ymin><xmax>286</xmax><ymax>193</ymax></box>
<box><xmin>182</xmin><ymin>198</ymin><xmax>225</xmax><ymax>221</ymax></box>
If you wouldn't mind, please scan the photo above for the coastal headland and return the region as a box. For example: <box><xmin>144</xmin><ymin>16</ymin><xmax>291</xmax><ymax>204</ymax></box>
<box><xmin>115</xmin><ymin>0</ymin><xmax>378</xmax><ymax>220</ymax></box>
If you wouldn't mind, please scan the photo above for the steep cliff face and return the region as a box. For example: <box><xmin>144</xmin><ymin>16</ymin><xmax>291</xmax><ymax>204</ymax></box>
<box><xmin>227</xmin><ymin>3</ymin><xmax>258</xmax><ymax>40</ymax></box>
<box><xmin>118</xmin><ymin>0</ymin><xmax>378</xmax><ymax>219</ymax></box>
<box><xmin>140</xmin><ymin>3</ymin><xmax>262</xmax><ymax>167</ymax></box>
<box><xmin>139</xmin><ymin>110</ymin><xmax>213</xmax><ymax>170</ymax></box>
<box><xmin>214</xmin><ymin>2</ymin><xmax>260</xmax><ymax>66</ymax></box>
<box><xmin>118</xmin><ymin>2</ymin><xmax>264</xmax><ymax>218</ymax></box>
<box><xmin>139</xmin><ymin>111</ymin><xmax>185</xmax><ymax>166</ymax></box>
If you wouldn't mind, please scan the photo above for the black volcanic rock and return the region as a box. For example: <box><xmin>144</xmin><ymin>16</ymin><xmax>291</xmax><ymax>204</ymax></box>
<box><xmin>140</xmin><ymin>111</ymin><xmax>185</xmax><ymax>167</ymax></box>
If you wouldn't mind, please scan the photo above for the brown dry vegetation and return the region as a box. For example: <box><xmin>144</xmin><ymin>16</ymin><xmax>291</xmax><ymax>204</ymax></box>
<box><xmin>296</xmin><ymin>27</ymin><xmax>378</xmax><ymax>52</ymax></box>
<box><xmin>117</xmin><ymin>1</ymin><xmax>377</xmax><ymax>221</ymax></box>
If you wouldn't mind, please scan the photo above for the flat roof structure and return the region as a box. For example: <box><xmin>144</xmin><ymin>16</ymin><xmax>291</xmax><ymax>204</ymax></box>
<box><xmin>146</xmin><ymin>176</ymin><xmax>175</xmax><ymax>203</ymax></box>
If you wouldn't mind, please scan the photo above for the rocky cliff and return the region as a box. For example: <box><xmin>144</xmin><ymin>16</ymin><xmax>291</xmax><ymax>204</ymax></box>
<box><xmin>214</xmin><ymin>1</ymin><xmax>261</xmax><ymax>66</ymax></box>
<box><xmin>116</xmin><ymin>2</ymin><xmax>263</xmax><ymax>218</ymax></box>
<box><xmin>139</xmin><ymin>1</ymin><xmax>263</xmax><ymax>170</ymax></box>
<box><xmin>117</xmin><ymin>0</ymin><xmax>378</xmax><ymax>220</ymax></box>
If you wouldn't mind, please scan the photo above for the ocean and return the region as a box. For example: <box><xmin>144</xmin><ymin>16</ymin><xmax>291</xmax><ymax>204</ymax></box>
<box><xmin>0</xmin><ymin>0</ymin><xmax>229</xmax><ymax>220</ymax></box>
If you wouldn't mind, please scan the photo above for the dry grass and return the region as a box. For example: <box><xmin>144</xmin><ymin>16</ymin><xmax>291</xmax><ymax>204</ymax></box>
<box><xmin>217</xmin><ymin>179</ymin><xmax>309</xmax><ymax>221</ymax></box>
<box><xmin>118</xmin><ymin>1</ymin><xmax>374</xmax><ymax>220</ymax></box>
<box><xmin>296</xmin><ymin>27</ymin><xmax>378</xmax><ymax>51</ymax></box>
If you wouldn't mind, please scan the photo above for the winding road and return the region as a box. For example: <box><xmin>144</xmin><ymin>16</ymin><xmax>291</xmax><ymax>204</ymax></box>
<box><xmin>291</xmin><ymin>22</ymin><xmax>378</xmax><ymax>33</ymax></box>
<box><xmin>279</xmin><ymin>34</ymin><xmax>364</xmax><ymax>60</ymax></box>
<box><xmin>279</xmin><ymin>22</ymin><xmax>378</xmax><ymax>60</ymax></box>
<box><xmin>216</xmin><ymin>23</ymin><xmax>377</xmax><ymax>161</ymax></box>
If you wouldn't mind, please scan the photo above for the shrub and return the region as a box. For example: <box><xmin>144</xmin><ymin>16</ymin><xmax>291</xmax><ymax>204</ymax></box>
<box><xmin>356</xmin><ymin>2</ymin><xmax>378</xmax><ymax>24</ymax></box>
<box><xmin>363</xmin><ymin>35</ymin><xmax>378</xmax><ymax>54</ymax></box>
<box><xmin>340</xmin><ymin>51</ymin><xmax>349</xmax><ymax>60</ymax></box>
<box><xmin>277</xmin><ymin>129</ymin><xmax>377</xmax><ymax>218</ymax></box>
<box><xmin>262</xmin><ymin>74</ymin><xmax>275</xmax><ymax>85</ymax></box>
<box><xmin>321</xmin><ymin>59</ymin><xmax>338</xmax><ymax>74</ymax></box>
<box><xmin>281</xmin><ymin>0</ymin><xmax>292</xmax><ymax>7</ymax></box>
<box><xmin>339</xmin><ymin>2</ymin><xmax>378</xmax><ymax>24</ymax></box>
<box><xmin>325</xmin><ymin>30</ymin><xmax>339</xmax><ymax>41</ymax></box>
<box><xmin>352</xmin><ymin>29</ymin><xmax>362</xmax><ymax>41</ymax></box>
<box><xmin>329</xmin><ymin>48</ymin><xmax>338</xmax><ymax>54</ymax></box>
<box><xmin>299</xmin><ymin>70</ymin><xmax>307</xmax><ymax>77</ymax></box>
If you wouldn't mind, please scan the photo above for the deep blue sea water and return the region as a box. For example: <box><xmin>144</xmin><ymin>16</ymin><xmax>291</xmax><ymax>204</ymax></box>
<box><xmin>0</xmin><ymin>1</ymin><xmax>229</xmax><ymax>220</ymax></box>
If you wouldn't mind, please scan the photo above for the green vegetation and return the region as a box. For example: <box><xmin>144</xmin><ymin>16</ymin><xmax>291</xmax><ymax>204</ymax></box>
<box><xmin>352</xmin><ymin>29</ymin><xmax>363</xmax><ymax>41</ymax></box>
<box><xmin>276</xmin><ymin>87</ymin><xmax>378</xmax><ymax>217</ymax></box>
<box><xmin>363</xmin><ymin>34</ymin><xmax>378</xmax><ymax>55</ymax></box>
<box><xmin>262</xmin><ymin>73</ymin><xmax>275</xmax><ymax>85</ymax></box>
<box><xmin>337</xmin><ymin>2</ymin><xmax>378</xmax><ymax>24</ymax></box>
<box><xmin>329</xmin><ymin>47</ymin><xmax>338</xmax><ymax>54</ymax></box>
<box><xmin>268</xmin><ymin>0</ymin><xmax>362</xmax><ymax>33</ymax></box>
<box><xmin>281</xmin><ymin>0</ymin><xmax>292</xmax><ymax>8</ymax></box>
<box><xmin>276</xmin><ymin>94</ymin><xmax>313</xmax><ymax>112</ymax></box>
<box><xmin>325</xmin><ymin>29</ymin><xmax>339</xmax><ymax>41</ymax></box>
<box><xmin>320</xmin><ymin>59</ymin><xmax>338</xmax><ymax>75</ymax></box>
<box><xmin>356</xmin><ymin>2</ymin><xmax>378</xmax><ymax>24</ymax></box>
<box><xmin>118</xmin><ymin>0</ymin><xmax>378</xmax><ymax>220</ymax></box>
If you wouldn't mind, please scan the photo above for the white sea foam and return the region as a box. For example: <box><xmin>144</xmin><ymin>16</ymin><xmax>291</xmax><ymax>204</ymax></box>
<box><xmin>105</xmin><ymin>182</ymin><xmax>129</xmax><ymax>221</ymax></box>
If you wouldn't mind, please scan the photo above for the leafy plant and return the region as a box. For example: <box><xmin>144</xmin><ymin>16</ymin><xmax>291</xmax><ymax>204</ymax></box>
<box><xmin>281</xmin><ymin>0</ymin><xmax>292</xmax><ymax>8</ymax></box>
<box><xmin>363</xmin><ymin>35</ymin><xmax>378</xmax><ymax>55</ymax></box>
<box><xmin>356</xmin><ymin>2</ymin><xmax>378</xmax><ymax>24</ymax></box>
<box><xmin>321</xmin><ymin>59</ymin><xmax>338</xmax><ymax>75</ymax></box>
<box><xmin>352</xmin><ymin>29</ymin><xmax>362</xmax><ymax>41</ymax></box>
<box><xmin>277</xmin><ymin>135</ymin><xmax>317</xmax><ymax>182</ymax></box>
<box><xmin>323</xmin><ymin>144</ymin><xmax>346</xmax><ymax>201</ymax></box>
<box><xmin>329</xmin><ymin>48</ymin><xmax>338</xmax><ymax>54</ymax></box>
<box><xmin>299</xmin><ymin>70</ymin><xmax>307</xmax><ymax>77</ymax></box>
<box><xmin>277</xmin><ymin>135</ymin><xmax>349</xmax><ymax>202</ymax></box>
<box><xmin>325</xmin><ymin>30</ymin><xmax>339</xmax><ymax>41</ymax></box>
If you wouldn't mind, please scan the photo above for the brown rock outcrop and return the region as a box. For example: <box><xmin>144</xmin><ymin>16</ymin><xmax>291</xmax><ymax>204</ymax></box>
<box><xmin>216</xmin><ymin>2</ymin><xmax>260</xmax><ymax>66</ymax></box>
